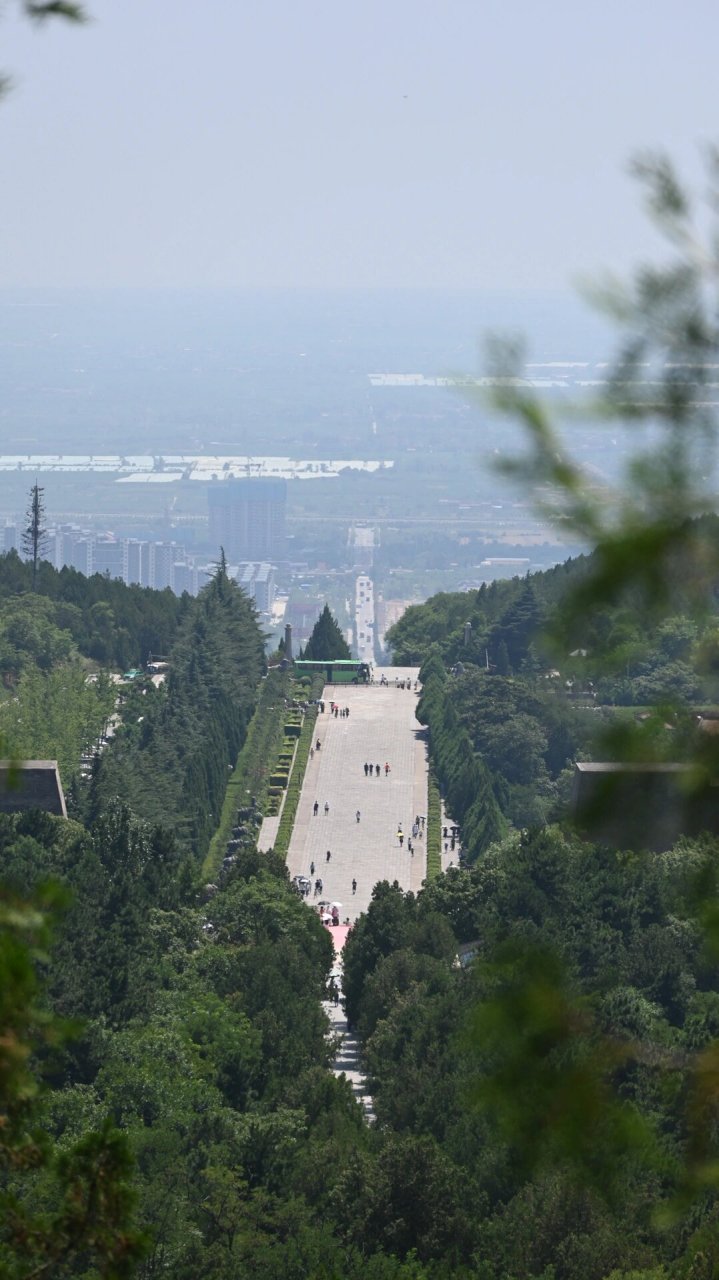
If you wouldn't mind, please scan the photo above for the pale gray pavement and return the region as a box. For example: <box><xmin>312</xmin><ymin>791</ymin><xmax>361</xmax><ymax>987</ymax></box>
<box><xmin>286</xmin><ymin>666</ymin><xmax>425</xmax><ymax>922</ymax></box>
<box><xmin>257</xmin><ymin>813</ymin><xmax>280</xmax><ymax>852</ymax></box>
<box><xmin>323</xmin><ymin>996</ymin><xmax>375</xmax><ymax>1121</ymax></box>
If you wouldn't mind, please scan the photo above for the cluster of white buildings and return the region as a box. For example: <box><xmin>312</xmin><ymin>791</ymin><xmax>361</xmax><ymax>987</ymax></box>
<box><xmin>1</xmin><ymin>520</ymin><xmax>275</xmax><ymax>614</ymax></box>
<box><xmin>2</xmin><ymin>522</ymin><xmax>202</xmax><ymax>594</ymax></box>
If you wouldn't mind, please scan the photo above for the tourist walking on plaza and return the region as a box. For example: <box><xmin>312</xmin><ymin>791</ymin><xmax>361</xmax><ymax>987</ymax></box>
<box><xmin>352</xmin><ymin>878</ymin><xmax>357</xmax><ymax>894</ymax></box>
<box><xmin>356</xmin><ymin>809</ymin><xmax>361</xmax><ymax>823</ymax></box>
<box><xmin>313</xmin><ymin>801</ymin><xmax>319</xmax><ymax>816</ymax></box>
<box><xmin>324</xmin><ymin>802</ymin><xmax>330</xmax><ymax>815</ymax></box>
<box><xmin>326</xmin><ymin>849</ymin><xmax>331</xmax><ymax>862</ymax></box>
<box><xmin>375</xmin><ymin>763</ymin><xmax>380</xmax><ymax>776</ymax></box>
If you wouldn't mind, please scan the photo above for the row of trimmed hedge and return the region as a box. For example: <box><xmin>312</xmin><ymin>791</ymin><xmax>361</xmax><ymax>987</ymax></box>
<box><xmin>263</xmin><ymin>675</ymin><xmax>323</xmax><ymax>816</ymax></box>
<box><xmin>416</xmin><ymin>652</ymin><xmax>506</xmax><ymax>863</ymax></box>
<box><xmin>425</xmin><ymin>765</ymin><xmax>442</xmax><ymax>880</ymax></box>
<box><xmin>202</xmin><ymin>669</ymin><xmax>290</xmax><ymax>879</ymax></box>
<box><xmin>273</xmin><ymin>704</ymin><xmax>319</xmax><ymax>858</ymax></box>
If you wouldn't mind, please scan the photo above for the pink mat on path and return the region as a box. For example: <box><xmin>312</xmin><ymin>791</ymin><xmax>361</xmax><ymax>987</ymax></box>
<box><xmin>324</xmin><ymin>924</ymin><xmax>351</xmax><ymax>956</ymax></box>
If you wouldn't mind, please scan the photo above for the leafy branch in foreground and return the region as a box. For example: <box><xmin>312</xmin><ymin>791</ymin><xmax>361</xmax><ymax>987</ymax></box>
<box><xmin>0</xmin><ymin>2</ymin><xmax>88</xmax><ymax>101</ymax></box>
<box><xmin>23</xmin><ymin>2</ymin><xmax>87</xmax><ymax>20</ymax></box>
<box><xmin>488</xmin><ymin>152</ymin><xmax>719</xmax><ymax>645</ymax></box>
<box><xmin>462</xmin><ymin>152</ymin><xmax>719</xmax><ymax>1217</ymax></box>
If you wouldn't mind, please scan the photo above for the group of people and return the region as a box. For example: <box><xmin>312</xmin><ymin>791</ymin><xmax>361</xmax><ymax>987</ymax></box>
<box><xmin>330</xmin><ymin>702</ymin><xmax>350</xmax><ymax>719</ymax></box>
<box><xmin>377</xmin><ymin>674</ymin><xmax>417</xmax><ymax>689</ymax></box>
<box><xmin>395</xmin><ymin>814</ymin><xmax>426</xmax><ymax>854</ymax></box>
<box><xmin>362</xmin><ymin>761</ymin><xmax>391</xmax><ymax>777</ymax></box>
<box><xmin>443</xmin><ymin>823</ymin><xmax>460</xmax><ymax>855</ymax></box>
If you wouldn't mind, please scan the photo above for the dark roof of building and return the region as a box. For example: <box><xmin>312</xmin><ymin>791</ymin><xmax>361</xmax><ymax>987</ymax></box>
<box><xmin>0</xmin><ymin>761</ymin><xmax>67</xmax><ymax>818</ymax></box>
<box><xmin>572</xmin><ymin>761</ymin><xmax>719</xmax><ymax>851</ymax></box>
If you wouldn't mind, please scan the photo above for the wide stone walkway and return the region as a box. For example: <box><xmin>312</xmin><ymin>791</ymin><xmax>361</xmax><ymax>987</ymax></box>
<box><xmin>286</xmin><ymin>666</ymin><xmax>425</xmax><ymax>922</ymax></box>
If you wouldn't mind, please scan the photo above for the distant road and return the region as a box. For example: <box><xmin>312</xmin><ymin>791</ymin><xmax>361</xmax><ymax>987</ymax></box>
<box><xmin>355</xmin><ymin>573</ymin><xmax>375</xmax><ymax>666</ymax></box>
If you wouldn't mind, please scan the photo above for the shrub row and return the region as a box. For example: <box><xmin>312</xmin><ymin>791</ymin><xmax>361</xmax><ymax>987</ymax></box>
<box><xmin>202</xmin><ymin>669</ymin><xmax>290</xmax><ymax>879</ymax></box>
<box><xmin>425</xmin><ymin>766</ymin><xmax>442</xmax><ymax>880</ymax></box>
<box><xmin>273</xmin><ymin>704</ymin><xmax>319</xmax><ymax>858</ymax></box>
<box><xmin>416</xmin><ymin>653</ymin><xmax>507</xmax><ymax>863</ymax></box>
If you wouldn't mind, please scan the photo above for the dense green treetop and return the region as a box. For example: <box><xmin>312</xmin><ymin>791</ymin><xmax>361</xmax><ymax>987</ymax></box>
<box><xmin>301</xmin><ymin>603</ymin><xmax>352</xmax><ymax>662</ymax></box>
<box><xmin>87</xmin><ymin>563</ymin><xmax>265</xmax><ymax>858</ymax></box>
<box><xmin>0</xmin><ymin>550</ymin><xmax>188</xmax><ymax>672</ymax></box>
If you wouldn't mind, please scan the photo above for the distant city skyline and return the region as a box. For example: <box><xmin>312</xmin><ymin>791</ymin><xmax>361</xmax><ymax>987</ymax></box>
<box><xmin>1</xmin><ymin>0</ymin><xmax>717</xmax><ymax>291</ymax></box>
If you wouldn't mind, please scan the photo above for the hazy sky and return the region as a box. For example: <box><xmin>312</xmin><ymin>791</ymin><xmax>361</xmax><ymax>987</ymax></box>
<box><xmin>1</xmin><ymin>0</ymin><xmax>716</xmax><ymax>290</ymax></box>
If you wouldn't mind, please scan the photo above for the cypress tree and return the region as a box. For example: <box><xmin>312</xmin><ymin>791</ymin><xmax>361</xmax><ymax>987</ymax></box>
<box><xmin>303</xmin><ymin>604</ymin><xmax>351</xmax><ymax>661</ymax></box>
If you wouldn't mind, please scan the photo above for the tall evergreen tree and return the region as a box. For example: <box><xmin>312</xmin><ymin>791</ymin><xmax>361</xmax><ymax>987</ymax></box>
<box><xmin>489</xmin><ymin>579</ymin><xmax>542</xmax><ymax>672</ymax></box>
<box><xmin>22</xmin><ymin>482</ymin><xmax>47</xmax><ymax>592</ymax></box>
<box><xmin>303</xmin><ymin>604</ymin><xmax>351</xmax><ymax>661</ymax></box>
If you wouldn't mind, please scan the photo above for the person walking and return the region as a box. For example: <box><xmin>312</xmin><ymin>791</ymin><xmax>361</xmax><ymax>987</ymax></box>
<box><xmin>398</xmin><ymin>830</ymin><xmax>404</xmax><ymax>847</ymax></box>
<box><xmin>356</xmin><ymin>809</ymin><xmax>361</xmax><ymax>823</ymax></box>
<box><xmin>364</xmin><ymin>762</ymin><xmax>368</xmax><ymax>777</ymax></box>
<box><xmin>313</xmin><ymin>801</ymin><xmax>319</xmax><ymax>816</ymax></box>
<box><xmin>375</xmin><ymin>763</ymin><xmax>380</xmax><ymax>776</ymax></box>
<box><xmin>326</xmin><ymin>849</ymin><xmax>331</xmax><ymax>862</ymax></box>
<box><xmin>324</xmin><ymin>802</ymin><xmax>330</xmax><ymax>816</ymax></box>
<box><xmin>384</xmin><ymin>762</ymin><xmax>390</xmax><ymax>776</ymax></box>
<box><xmin>316</xmin><ymin>739</ymin><xmax>321</xmax><ymax>751</ymax></box>
<box><xmin>352</xmin><ymin>878</ymin><xmax>357</xmax><ymax>894</ymax></box>
<box><xmin>310</xmin><ymin>861</ymin><xmax>315</xmax><ymax>875</ymax></box>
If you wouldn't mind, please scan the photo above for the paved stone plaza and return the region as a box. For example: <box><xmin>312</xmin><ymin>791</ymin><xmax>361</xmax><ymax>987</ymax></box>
<box><xmin>286</xmin><ymin>666</ymin><xmax>425</xmax><ymax>921</ymax></box>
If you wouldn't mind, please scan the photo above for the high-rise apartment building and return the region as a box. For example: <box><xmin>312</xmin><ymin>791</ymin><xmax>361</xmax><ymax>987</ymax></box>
<box><xmin>126</xmin><ymin>539</ymin><xmax>148</xmax><ymax>587</ymax></box>
<box><xmin>2</xmin><ymin>519</ymin><xmax>202</xmax><ymax>597</ymax></box>
<box><xmin>172</xmin><ymin>561</ymin><xmax>200</xmax><ymax>596</ymax></box>
<box><xmin>236</xmin><ymin>562</ymin><xmax>275</xmax><ymax>613</ymax></box>
<box><xmin>150</xmin><ymin>541</ymin><xmax>179</xmax><ymax>591</ymax></box>
<box><xmin>93</xmin><ymin>538</ymin><xmax>128</xmax><ymax>581</ymax></box>
<box><xmin>207</xmin><ymin>478</ymin><xmax>286</xmax><ymax>563</ymax></box>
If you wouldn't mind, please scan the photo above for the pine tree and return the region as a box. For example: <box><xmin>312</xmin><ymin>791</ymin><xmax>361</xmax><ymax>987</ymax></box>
<box><xmin>22</xmin><ymin>482</ymin><xmax>47</xmax><ymax>591</ymax></box>
<box><xmin>303</xmin><ymin>604</ymin><xmax>351</xmax><ymax>662</ymax></box>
